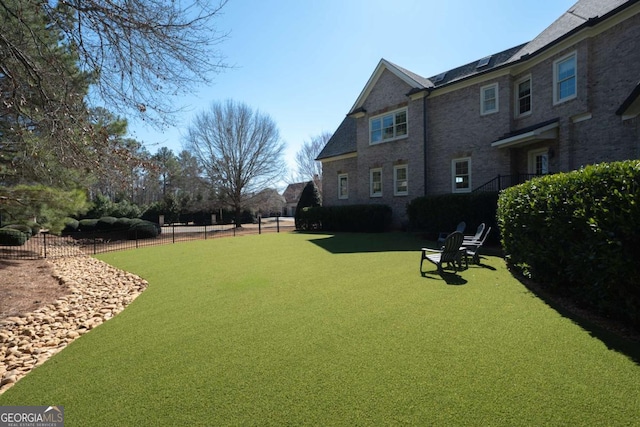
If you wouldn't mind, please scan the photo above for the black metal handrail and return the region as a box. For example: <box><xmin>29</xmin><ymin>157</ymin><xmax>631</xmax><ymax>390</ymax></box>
<box><xmin>473</xmin><ymin>173</ymin><xmax>541</xmax><ymax>193</ymax></box>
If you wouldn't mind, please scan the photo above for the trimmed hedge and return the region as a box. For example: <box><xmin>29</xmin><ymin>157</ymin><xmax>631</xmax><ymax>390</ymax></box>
<box><xmin>3</xmin><ymin>224</ymin><xmax>33</xmax><ymax>236</ymax></box>
<box><xmin>296</xmin><ymin>205</ymin><xmax>392</xmax><ymax>232</ymax></box>
<box><xmin>69</xmin><ymin>217</ymin><xmax>161</xmax><ymax>240</ymax></box>
<box><xmin>96</xmin><ymin>216</ymin><xmax>119</xmax><ymax>230</ymax></box>
<box><xmin>78</xmin><ymin>218</ymin><xmax>99</xmax><ymax>232</ymax></box>
<box><xmin>127</xmin><ymin>220</ymin><xmax>160</xmax><ymax>239</ymax></box>
<box><xmin>497</xmin><ymin>160</ymin><xmax>640</xmax><ymax>328</ymax></box>
<box><xmin>63</xmin><ymin>218</ymin><xmax>80</xmax><ymax>233</ymax></box>
<box><xmin>407</xmin><ymin>192</ymin><xmax>499</xmax><ymax>243</ymax></box>
<box><xmin>0</xmin><ymin>228</ymin><xmax>29</xmax><ymax>246</ymax></box>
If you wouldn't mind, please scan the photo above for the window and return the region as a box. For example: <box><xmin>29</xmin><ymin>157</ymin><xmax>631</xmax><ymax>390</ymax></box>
<box><xmin>394</xmin><ymin>165</ymin><xmax>408</xmax><ymax>196</ymax></box>
<box><xmin>516</xmin><ymin>76</ymin><xmax>532</xmax><ymax>116</ymax></box>
<box><xmin>481</xmin><ymin>83</ymin><xmax>499</xmax><ymax>115</ymax></box>
<box><xmin>554</xmin><ymin>52</ymin><xmax>576</xmax><ymax>104</ymax></box>
<box><xmin>452</xmin><ymin>158</ymin><xmax>471</xmax><ymax>193</ymax></box>
<box><xmin>528</xmin><ymin>149</ymin><xmax>549</xmax><ymax>175</ymax></box>
<box><xmin>370</xmin><ymin>168</ymin><xmax>382</xmax><ymax>197</ymax></box>
<box><xmin>338</xmin><ymin>174</ymin><xmax>348</xmax><ymax>199</ymax></box>
<box><xmin>370</xmin><ymin>108</ymin><xmax>407</xmax><ymax>144</ymax></box>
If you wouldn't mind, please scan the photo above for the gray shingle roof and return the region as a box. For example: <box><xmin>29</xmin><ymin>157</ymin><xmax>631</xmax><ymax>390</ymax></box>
<box><xmin>316</xmin><ymin>117</ymin><xmax>357</xmax><ymax>160</ymax></box>
<box><xmin>508</xmin><ymin>0</ymin><xmax>631</xmax><ymax>61</ymax></box>
<box><xmin>319</xmin><ymin>0</ymin><xmax>638</xmax><ymax>161</ymax></box>
<box><xmin>282</xmin><ymin>182</ymin><xmax>306</xmax><ymax>204</ymax></box>
<box><xmin>426</xmin><ymin>44</ymin><xmax>527</xmax><ymax>88</ymax></box>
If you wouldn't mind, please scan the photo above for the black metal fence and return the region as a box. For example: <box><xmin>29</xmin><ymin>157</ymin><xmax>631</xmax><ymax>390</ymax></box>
<box><xmin>0</xmin><ymin>217</ymin><xmax>295</xmax><ymax>260</ymax></box>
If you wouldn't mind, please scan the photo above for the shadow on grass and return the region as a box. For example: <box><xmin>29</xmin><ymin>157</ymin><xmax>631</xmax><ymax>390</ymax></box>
<box><xmin>513</xmin><ymin>272</ymin><xmax>640</xmax><ymax>366</ymax></box>
<box><xmin>305</xmin><ymin>231</ymin><xmax>424</xmax><ymax>254</ymax></box>
<box><xmin>420</xmin><ymin>269</ymin><xmax>468</xmax><ymax>285</ymax></box>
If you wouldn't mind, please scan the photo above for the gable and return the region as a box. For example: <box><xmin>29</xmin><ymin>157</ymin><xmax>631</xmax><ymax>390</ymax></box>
<box><xmin>348</xmin><ymin>59</ymin><xmax>432</xmax><ymax>115</ymax></box>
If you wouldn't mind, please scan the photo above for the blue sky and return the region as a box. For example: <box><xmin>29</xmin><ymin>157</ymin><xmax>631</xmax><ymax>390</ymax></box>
<box><xmin>128</xmin><ymin>0</ymin><xmax>576</xmax><ymax>183</ymax></box>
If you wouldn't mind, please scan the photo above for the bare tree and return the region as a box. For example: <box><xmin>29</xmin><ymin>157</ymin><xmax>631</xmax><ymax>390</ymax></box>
<box><xmin>1</xmin><ymin>0</ymin><xmax>229</xmax><ymax>126</ymax></box>
<box><xmin>184</xmin><ymin>100</ymin><xmax>286</xmax><ymax>227</ymax></box>
<box><xmin>295</xmin><ymin>132</ymin><xmax>331</xmax><ymax>193</ymax></box>
<box><xmin>0</xmin><ymin>0</ymin><xmax>229</xmax><ymax>186</ymax></box>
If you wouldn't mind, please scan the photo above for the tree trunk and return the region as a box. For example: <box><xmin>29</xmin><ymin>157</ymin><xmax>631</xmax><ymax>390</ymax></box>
<box><xmin>234</xmin><ymin>205</ymin><xmax>242</xmax><ymax>228</ymax></box>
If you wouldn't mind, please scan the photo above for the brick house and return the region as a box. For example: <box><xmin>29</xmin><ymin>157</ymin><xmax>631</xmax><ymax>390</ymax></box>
<box><xmin>282</xmin><ymin>182</ymin><xmax>306</xmax><ymax>216</ymax></box>
<box><xmin>317</xmin><ymin>0</ymin><xmax>640</xmax><ymax>227</ymax></box>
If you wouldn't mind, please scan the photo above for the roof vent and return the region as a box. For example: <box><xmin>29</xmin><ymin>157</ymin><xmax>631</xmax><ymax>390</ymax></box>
<box><xmin>433</xmin><ymin>72</ymin><xmax>446</xmax><ymax>83</ymax></box>
<box><xmin>476</xmin><ymin>56</ymin><xmax>491</xmax><ymax>68</ymax></box>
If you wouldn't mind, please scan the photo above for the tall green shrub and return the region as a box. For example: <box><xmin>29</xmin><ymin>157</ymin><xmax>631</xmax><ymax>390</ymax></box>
<box><xmin>295</xmin><ymin>181</ymin><xmax>321</xmax><ymax>230</ymax></box>
<box><xmin>497</xmin><ymin>160</ymin><xmax>640</xmax><ymax>327</ymax></box>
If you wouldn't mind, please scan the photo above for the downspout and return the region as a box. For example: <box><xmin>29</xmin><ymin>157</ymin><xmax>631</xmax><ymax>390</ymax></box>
<box><xmin>423</xmin><ymin>88</ymin><xmax>433</xmax><ymax>196</ymax></box>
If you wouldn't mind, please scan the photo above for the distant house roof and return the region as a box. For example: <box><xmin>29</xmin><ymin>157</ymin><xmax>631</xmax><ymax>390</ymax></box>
<box><xmin>316</xmin><ymin>117</ymin><xmax>357</xmax><ymax>161</ymax></box>
<box><xmin>282</xmin><ymin>182</ymin><xmax>306</xmax><ymax>204</ymax></box>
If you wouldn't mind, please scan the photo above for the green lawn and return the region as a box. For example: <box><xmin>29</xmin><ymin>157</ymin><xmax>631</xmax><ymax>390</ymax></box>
<box><xmin>1</xmin><ymin>232</ymin><xmax>639</xmax><ymax>426</ymax></box>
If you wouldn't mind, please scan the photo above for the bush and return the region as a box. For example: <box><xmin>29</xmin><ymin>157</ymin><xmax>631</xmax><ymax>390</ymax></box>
<box><xmin>296</xmin><ymin>205</ymin><xmax>392</xmax><ymax>232</ymax></box>
<box><xmin>114</xmin><ymin>217</ymin><xmax>135</xmax><ymax>229</ymax></box>
<box><xmin>497</xmin><ymin>160</ymin><xmax>640</xmax><ymax>328</ymax></box>
<box><xmin>63</xmin><ymin>218</ymin><xmax>80</xmax><ymax>233</ymax></box>
<box><xmin>96</xmin><ymin>216</ymin><xmax>119</xmax><ymax>230</ymax></box>
<box><xmin>0</xmin><ymin>228</ymin><xmax>29</xmax><ymax>246</ymax></box>
<box><xmin>78</xmin><ymin>218</ymin><xmax>99</xmax><ymax>232</ymax></box>
<box><xmin>3</xmin><ymin>224</ymin><xmax>32</xmax><ymax>237</ymax></box>
<box><xmin>295</xmin><ymin>181</ymin><xmax>321</xmax><ymax>229</ymax></box>
<box><xmin>407</xmin><ymin>192</ymin><xmax>499</xmax><ymax>243</ymax></box>
<box><xmin>127</xmin><ymin>220</ymin><xmax>160</xmax><ymax>239</ymax></box>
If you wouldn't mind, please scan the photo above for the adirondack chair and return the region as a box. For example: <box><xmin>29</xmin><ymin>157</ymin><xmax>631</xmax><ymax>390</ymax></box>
<box><xmin>421</xmin><ymin>231</ymin><xmax>466</xmax><ymax>275</ymax></box>
<box><xmin>462</xmin><ymin>226</ymin><xmax>491</xmax><ymax>264</ymax></box>
<box><xmin>463</xmin><ymin>223</ymin><xmax>485</xmax><ymax>243</ymax></box>
<box><xmin>436</xmin><ymin>221</ymin><xmax>466</xmax><ymax>246</ymax></box>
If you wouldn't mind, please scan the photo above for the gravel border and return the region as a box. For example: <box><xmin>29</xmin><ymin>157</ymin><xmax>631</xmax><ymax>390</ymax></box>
<box><xmin>0</xmin><ymin>255</ymin><xmax>148</xmax><ymax>394</ymax></box>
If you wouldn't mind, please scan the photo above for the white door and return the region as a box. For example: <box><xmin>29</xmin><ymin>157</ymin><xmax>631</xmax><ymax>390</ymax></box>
<box><xmin>528</xmin><ymin>149</ymin><xmax>549</xmax><ymax>175</ymax></box>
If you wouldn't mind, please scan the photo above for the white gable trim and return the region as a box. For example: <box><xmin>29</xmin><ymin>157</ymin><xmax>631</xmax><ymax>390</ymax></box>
<box><xmin>349</xmin><ymin>59</ymin><xmax>427</xmax><ymax>114</ymax></box>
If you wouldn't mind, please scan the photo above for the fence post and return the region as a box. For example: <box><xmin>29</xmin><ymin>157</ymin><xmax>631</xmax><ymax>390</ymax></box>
<box><xmin>277</xmin><ymin>215</ymin><xmax>280</xmax><ymax>233</ymax></box>
<box><xmin>136</xmin><ymin>229</ymin><xmax>139</xmax><ymax>248</ymax></box>
<box><xmin>43</xmin><ymin>232</ymin><xmax>47</xmax><ymax>259</ymax></box>
<box><xmin>172</xmin><ymin>224</ymin><xmax>175</xmax><ymax>244</ymax></box>
<box><xmin>93</xmin><ymin>236</ymin><xmax>97</xmax><ymax>255</ymax></box>
<box><xmin>204</xmin><ymin>224</ymin><xmax>207</xmax><ymax>240</ymax></box>
<box><xmin>258</xmin><ymin>215</ymin><xmax>262</xmax><ymax>234</ymax></box>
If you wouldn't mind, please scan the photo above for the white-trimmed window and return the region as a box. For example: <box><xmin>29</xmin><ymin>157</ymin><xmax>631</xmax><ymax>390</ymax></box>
<box><xmin>554</xmin><ymin>52</ymin><xmax>577</xmax><ymax>104</ymax></box>
<box><xmin>394</xmin><ymin>165</ymin><xmax>408</xmax><ymax>196</ymax></box>
<box><xmin>452</xmin><ymin>158</ymin><xmax>471</xmax><ymax>193</ymax></box>
<box><xmin>338</xmin><ymin>173</ymin><xmax>349</xmax><ymax>199</ymax></box>
<box><xmin>370</xmin><ymin>168</ymin><xmax>382</xmax><ymax>197</ymax></box>
<box><xmin>481</xmin><ymin>83</ymin><xmax>499</xmax><ymax>115</ymax></box>
<box><xmin>370</xmin><ymin>108</ymin><xmax>407</xmax><ymax>144</ymax></box>
<box><xmin>516</xmin><ymin>76</ymin><xmax>532</xmax><ymax>117</ymax></box>
<box><xmin>528</xmin><ymin>148</ymin><xmax>549</xmax><ymax>175</ymax></box>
